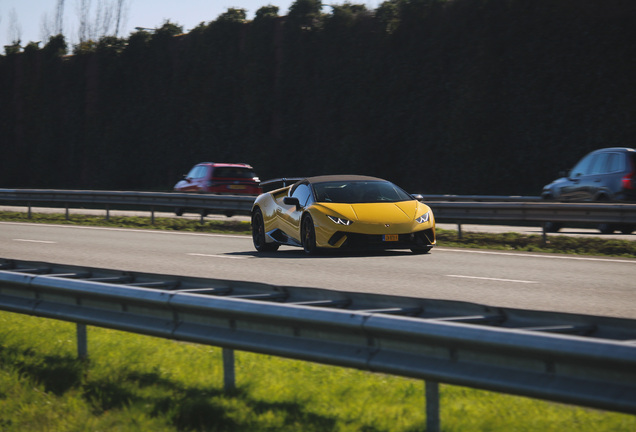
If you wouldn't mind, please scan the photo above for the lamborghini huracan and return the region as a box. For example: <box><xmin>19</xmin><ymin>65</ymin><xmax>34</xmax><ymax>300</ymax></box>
<box><xmin>251</xmin><ymin>175</ymin><xmax>436</xmax><ymax>254</ymax></box>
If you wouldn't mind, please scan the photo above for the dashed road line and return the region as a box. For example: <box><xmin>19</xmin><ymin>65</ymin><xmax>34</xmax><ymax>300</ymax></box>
<box><xmin>187</xmin><ymin>253</ymin><xmax>251</xmax><ymax>259</ymax></box>
<box><xmin>446</xmin><ymin>274</ymin><xmax>539</xmax><ymax>284</ymax></box>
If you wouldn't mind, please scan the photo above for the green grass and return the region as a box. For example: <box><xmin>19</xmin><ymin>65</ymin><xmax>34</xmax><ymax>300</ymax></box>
<box><xmin>437</xmin><ymin>230</ymin><xmax>636</xmax><ymax>258</ymax></box>
<box><xmin>0</xmin><ymin>311</ymin><xmax>634</xmax><ymax>432</ymax></box>
<box><xmin>1</xmin><ymin>210</ymin><xmax>635</xmax><ymax>258</ymax></box>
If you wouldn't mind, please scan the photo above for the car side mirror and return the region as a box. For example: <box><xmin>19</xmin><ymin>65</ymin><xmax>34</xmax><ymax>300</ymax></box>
<box><xmin>283</xmin><ymin>196</ymin><xmax>301</xmax><ymax>209</ymax></box>
<box><xmin>412</xmin><ymin>194</ymin><xmax>424</xmax><ymax>201</ymax></box>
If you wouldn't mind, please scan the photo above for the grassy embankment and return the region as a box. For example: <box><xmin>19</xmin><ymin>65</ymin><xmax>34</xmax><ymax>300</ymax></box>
<box><xmin>1</xmin><ymin>311</ymin><xmax>635</xmax><ymax>432</ymax></box>
<box><xmin>1</xmin><ymin>211</ymin><xmax>635</xmax><ymax>431</ymax></box>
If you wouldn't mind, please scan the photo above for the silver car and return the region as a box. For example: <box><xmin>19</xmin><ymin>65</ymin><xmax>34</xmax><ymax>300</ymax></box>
<box><xmin>541</xmin><ymin>147</ymin><xmax>636</xmax><ymax>233</ymax></box>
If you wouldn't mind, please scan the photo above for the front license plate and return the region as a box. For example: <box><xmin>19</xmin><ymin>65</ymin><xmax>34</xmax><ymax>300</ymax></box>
<box><xmin>383</xmin><ymin>234</ymin><xmax>399</xmax><ymax>242</ymax></box>
<box><xmin>228</xmin><ymin>185</ymin><xmax>246</xmax><ymax>190</ymax></box>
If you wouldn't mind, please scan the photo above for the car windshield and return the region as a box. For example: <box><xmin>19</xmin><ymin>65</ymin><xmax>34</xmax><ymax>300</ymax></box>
<box><xmin>313</xmin><ymin>181</ymin><xmax>413</xmax><ymax>204</ymax></box>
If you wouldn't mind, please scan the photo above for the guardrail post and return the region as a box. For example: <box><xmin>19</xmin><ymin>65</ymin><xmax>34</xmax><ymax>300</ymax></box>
<box><xmin>27</xmin><ymin>201</ymin><xmax>32</xmax><ymax>219</ymax></box>
<box><xmin>541</xmin><ymin>223</ymin><xmax>548</xmax><ymax>246</ymax></box>
<box><xmin>106</xmin><ymin>204</ymin><xmax>110</xmax><ymax>222</ymax></box>
<box><xmin>151</xmin><ymin>207</ymin><xmax>155</xmax><ymax>224</ymax></box>
<box><xmin>222</xmin><ymin>348</ymin><xmax>236</xmax><ymax>392</ymax></box>
<box><xmin>65</xmin><ymin>203</ymin><xmax>70</xmax><ymax>221</ymax></box>
<box><xmin>457</xmin><ymin>222</ymin><xmax>463</xmax><ymax>240</ymax></box>
<box><xmin>425</xmin><ymin>380</ymin><xmax>440</xmax><ymax>432</ymax></box>
<box><xmin>77</xmin><ymin>323</ymin><xmax>88</xmax><ymax>359</ymax></box>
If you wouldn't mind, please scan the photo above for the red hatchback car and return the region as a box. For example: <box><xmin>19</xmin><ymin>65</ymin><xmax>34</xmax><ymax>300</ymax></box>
<box><xmin>174</xmin><ymin>162</ymin><xmax>261</xmax><ymax>195</ymax></box>
<box><xmin>173</xmin><ymin>162</ymin><xmax>261</xmax><ymax>216</ymax></box>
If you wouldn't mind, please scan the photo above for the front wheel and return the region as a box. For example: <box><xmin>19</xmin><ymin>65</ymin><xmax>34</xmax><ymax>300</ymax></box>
<box><xmin>301</xmin><ymin>215</ymin><xmax>318</xmax><ymax>255</ymax></box>
<box><xmin>543</xmin><ymin>221</ymin><xmax>563</xmax><ymax>233</ymax></box>
<box><xmin>541</xmin><ymin>195</ymin><xmax>563</xmax><ymax>233</ymax></box>
<box><xmin>252</xmin><ymin>209</ymin><xmax>279</xmax><ymax>252</ymax></box>
<box><xmin>598</xmin><ymin>223</ymin><xmax>616</xmax><ymax>234</ymax></box>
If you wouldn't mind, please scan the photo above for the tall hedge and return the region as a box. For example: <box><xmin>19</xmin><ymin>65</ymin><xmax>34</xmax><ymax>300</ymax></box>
<box><xmin>1</xmin><ymin>0</ymin><xmax>635</xmax><ymax>195</ymax></box>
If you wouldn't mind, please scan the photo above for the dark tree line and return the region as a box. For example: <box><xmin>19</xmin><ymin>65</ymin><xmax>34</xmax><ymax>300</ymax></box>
<box><xmin>1</xmin><ymin>0</ymin><xmax>636</xmax><ymax>195</ymax></box>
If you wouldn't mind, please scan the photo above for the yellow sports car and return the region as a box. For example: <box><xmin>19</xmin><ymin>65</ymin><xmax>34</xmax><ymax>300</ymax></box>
<box><xmin>251</xmin><ymin>175</ymin><xmax>436</xmax><ymax>254</ymax></box>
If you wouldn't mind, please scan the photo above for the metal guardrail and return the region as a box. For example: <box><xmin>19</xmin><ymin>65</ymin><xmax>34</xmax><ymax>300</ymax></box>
<box><xmin>429</xmin><ymin>201</ymin><xmax>636</xmax><ymax>225</ymax></box>
<box><xmin>0</xmin><ymin>188</ymin><xmax>255</xmax><ymax>221</ymax></box>
<box><xmin>1</xmin><ymin>258</ymin><xmax>635</xmax><ymax>428</ymax></box>
<box><xmin>427</xmin><ymin>201</ymin><xmax>636</xmax><ymax>240</ymax></box>
<box><xmin>420</xmin><ymin>194</ymin><xmax>542</xmax><ymax>202</ymax></box>
<box><xmin>2</xmin><ymin>188</ymin><xmax>636</xmax><ymax>233</ymax></box>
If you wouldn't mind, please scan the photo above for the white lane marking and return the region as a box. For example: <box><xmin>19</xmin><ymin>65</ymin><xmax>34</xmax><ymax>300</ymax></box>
<box><xmin>13</xmin><ymin>239</ymin><xmax>56</xmax><ymax>244</ymax></box>
<box><xmin>436</xmin><ymin>248</ymin><xmax>636</xmax><ymax>264</ymax></box>
<box><xmin>0</xmin><ymin>221</ymin><xmax>249</xmax><ymax>239</ymax></box>
<box><xmin>446</xmin><ymin>274</ymin><xmax>539</xmax><ymax>284</ymax></box>
<box><xmin>187</xmin><ymin>253</ymin><xmax>250</xmax><ymax>259</ymax></box>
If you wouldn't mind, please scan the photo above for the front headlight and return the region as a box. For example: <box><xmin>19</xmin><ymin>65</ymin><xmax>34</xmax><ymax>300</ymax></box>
<box><xmin>328</xmin><ymin>215</ymin><xmax>353</xmax><ymax>226</ymax></box>
<box><xmin>415</xmin><ymin>212</ymin><xmax>430</xmax><ymax>224</ymax></box>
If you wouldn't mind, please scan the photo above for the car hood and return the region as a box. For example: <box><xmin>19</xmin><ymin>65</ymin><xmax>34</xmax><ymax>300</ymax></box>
<box><xmin>315</xmin><ymin>201</ymin><xmax>426</xmax><ymax>223</ymax></box>
<box><xmin>543</xmin><ymin>176</ymin><xmax>568</xmax><ymax>190</ymax></box>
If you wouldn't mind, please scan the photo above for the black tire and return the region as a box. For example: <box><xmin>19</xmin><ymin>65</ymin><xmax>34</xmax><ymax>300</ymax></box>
<box><xmin>598</xmin><ymin>223</ymin><xmax>616</xmax><ymax>234</ymax></box>
<box><xmin>252</xmin><ymin>209</ymin><xmax>279</xmax><ymax>252</ymax></box>
<box><xmin>620</xmin><ymin>225</ymin><xmax>635</xmax><ymax>235</ymax></box>
<box><xmin>593</xmin><ymin>195</ymin><xmax>615</xmax><ymax>233</ymax></box>
<box><xmin>543</xmin><ymin>221</ymin><xmax>563</xmax><ymax>233</ymax></box>
<box><xmin>175</xmin><ymin>208</ymin><xmax>184</xmax><ymax>216</ymax></box>
<box><xmin>301</xmin><ymin>215</ymin><xmax>318</xmax><ymax>255</ymax></box>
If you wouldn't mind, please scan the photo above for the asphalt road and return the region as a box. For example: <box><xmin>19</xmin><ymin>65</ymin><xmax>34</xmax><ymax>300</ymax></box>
<box><xmin>3</xmin><ymin>205</ymin><xmax>636</xmax><ymax>240</ymax></box>
<box><xmin>1</xmin><ymin>221</ymin><xmax>635</xmax><ymax>319</ymax></box>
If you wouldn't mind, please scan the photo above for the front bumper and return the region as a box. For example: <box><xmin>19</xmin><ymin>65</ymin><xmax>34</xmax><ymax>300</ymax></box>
<box><xmin>327</xmin><ymin>228</ymin><xmax>436</xmax><ymax>250</ymax></box>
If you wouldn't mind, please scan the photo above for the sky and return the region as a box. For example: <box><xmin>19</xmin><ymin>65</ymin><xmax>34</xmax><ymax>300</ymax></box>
<box><xmin>0</xmin><ymin>0</ymin><xmax>380</xmax><ymax>49</ymax></box>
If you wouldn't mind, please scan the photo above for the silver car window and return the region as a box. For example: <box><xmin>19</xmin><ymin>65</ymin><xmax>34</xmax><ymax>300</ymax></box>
<box><xmin>570</xmin><ymin>153</ymin><xmax>596</xmax><ymax>177</ymax></box>
<box><xmin>589</xmin><ymin>153</ymin><xmax>609</xmax><ymax>175</ymax></box>
<box><xmin>606</xmin><ymin>153</ymin><xmax>624</xmax><ymax>173</ymax></box>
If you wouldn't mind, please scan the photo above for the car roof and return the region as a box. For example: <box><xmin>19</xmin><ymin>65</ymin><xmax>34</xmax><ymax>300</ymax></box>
<box><xmin>591</xmin><ymin>147</ymin><xmax>636</xmax><ymax>153</ymax></box>
<box><xmin>303</xmin><ymin>175</ymin><xmax>386</xmax><ymax>184</ymax></box>
<box><xmin>197</xmin><ymin>162</ymin><xmax>253</xmax><ymax>168</ymax></box>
